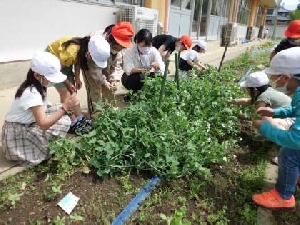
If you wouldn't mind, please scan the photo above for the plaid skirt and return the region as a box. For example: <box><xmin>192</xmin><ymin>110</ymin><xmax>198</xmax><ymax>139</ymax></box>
<box><xmin>1</xmin><ymin>105</ymin><xmax>71</xmax><ymax>165</ymax></box>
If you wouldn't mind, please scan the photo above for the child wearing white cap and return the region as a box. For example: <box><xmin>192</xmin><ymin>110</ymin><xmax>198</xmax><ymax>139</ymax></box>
<box><xmin>230</xmin><ymin>71</ymin><xmax>292</xmax><ymax>130</ymax></box>
<box><xmin>179</xmin><ymin>39</ymin><xmax>206</xmax><ymax>72</ymax></box>
<box><xmin>1</xmin><ymin>52</ymin><xmax>79</xmax><ymax>165</ymax></box>
<box><xmin>265</xmin><ymin>46</ymin><xmax>298</xmax><ymax>95</ymax></box>
<box><xmin>252</xmin><ymin>47</ymin><xmax>300</xmax><ymax>211</ymax></box>
<box><xmin>46</xmin><ymin>35</ymin><xmax>110</xmax><ymax>133</ymax></box>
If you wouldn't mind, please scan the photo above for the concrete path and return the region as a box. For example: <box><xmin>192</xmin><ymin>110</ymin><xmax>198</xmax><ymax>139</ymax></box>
<box><xmin>0</xmin><ymin>39</ymin><xmax>270</xmax><ymax>180</ymax></box>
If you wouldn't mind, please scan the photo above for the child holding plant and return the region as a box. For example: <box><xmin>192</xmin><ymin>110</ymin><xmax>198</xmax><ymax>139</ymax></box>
<box><xmin>252</xmin><ymin>47</ymin><xmax>300</xmax><ymax>211</ymax></box>
<box><xmin>46</xmin><ymin>34</ymin><xmax>110</xmax><ymax>133</ymax></box>
<box><xmin>122</xmin><ymin>29</ymin><xmax>165</xmax><ymax>92</ymax></box>
<box><xmin>179</xmin><ymin>39</ymin><xmax>207</xmax><ymax>72</ymax></box>
<box><xmin>1</xmin><ymin>52</ymin><xmax>79</xmax><ymax>165</ymax></box>
<box><xmin>230</xmin><ymin>71</ymin><xmax>293</xmax><ymax>130</ymax></box>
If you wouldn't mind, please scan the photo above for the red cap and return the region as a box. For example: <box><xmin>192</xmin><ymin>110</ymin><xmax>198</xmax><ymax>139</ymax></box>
<box><xmin>179</xmin><ymin>35</ymin><xmax>192</xmax><ymax>49</ymax></box>
<box><xmin>284</xmin><ymin>20</ymin><xmax>300</xmax><ymax>38</ymax></box>
<box><xmin>111</xmin><ymin>22</ymin><xmax>135</xmax><ymax>48</ymax></box>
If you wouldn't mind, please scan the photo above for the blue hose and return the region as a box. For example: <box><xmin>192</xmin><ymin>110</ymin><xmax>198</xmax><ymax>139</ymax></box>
<box><xmin>111</xmin><ymin>176</ymin><xmax>161</xmax><ymax>225</ymax></box>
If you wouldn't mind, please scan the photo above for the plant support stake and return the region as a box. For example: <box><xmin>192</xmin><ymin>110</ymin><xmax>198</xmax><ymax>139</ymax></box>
<box><xmin>174</xmin><ymin>52</ymin><xmax>181</xmax><ymax>103</ymax></box>
<box><xmin>159</xmin><ymin>60</ymin><xmax>170</xmax><ymax>106</ymax></box>
<box><xmin>175</xmin><ymin>52</ymin><xmax>180</xmax><ymax>91</ymax></box>
<box><xmin>218</xmin><ymin>41</ymin><xmax>229</xmax><ymax>72</ymax></box>
<box><xmin>111</xmin><ymin>176</ymin><xmax>161</xmax><ymax>225</ymax></box>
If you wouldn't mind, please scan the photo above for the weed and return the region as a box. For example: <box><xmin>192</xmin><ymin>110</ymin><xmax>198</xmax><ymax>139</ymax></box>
<box><xmin>160</xmin><ymin>206</ymin><xmax>192</xmax><ymax>225</ymax></box>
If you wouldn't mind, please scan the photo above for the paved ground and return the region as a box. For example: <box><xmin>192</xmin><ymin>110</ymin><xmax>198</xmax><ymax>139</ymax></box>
<box><xmin>0</xmin><ymin>39</ymin><xmax>270</xmax><ymax>179</ymax></box>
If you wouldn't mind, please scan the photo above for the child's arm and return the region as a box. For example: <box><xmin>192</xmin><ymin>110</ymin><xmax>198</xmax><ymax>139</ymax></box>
<box><xmin>193</xmin><ymin>59</ymin><xmax>206</xmax><ymax>70</ymax></box>
<box><xmin>258</xmin><ymin>95</ymin><xmax>300</xmax><ymax>149</ymax></box>
<box><xmin>74</xmin><ymin>61</ymin><xmax>82</xmax><ymax>90</ymax></box>
<box><xmin>273</xmin><ymin>106</ymin><xmax>296</xmax><ymax>118</ymax></box>
<box><xmin>229</xmin><ymin>98</ymin><xmax>252</xmax><ymax>106</ymax></box>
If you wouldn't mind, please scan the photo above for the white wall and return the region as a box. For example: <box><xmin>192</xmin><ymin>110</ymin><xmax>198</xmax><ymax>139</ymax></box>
<box><xmin>265</xmin><ymin>25</ymin><xmax>287</xmax><ymax>38</ymax></box>
<box><xmin>0</xmin><ymin>0</ymin><xmax>117</xmax><ymax>62</ymax></box>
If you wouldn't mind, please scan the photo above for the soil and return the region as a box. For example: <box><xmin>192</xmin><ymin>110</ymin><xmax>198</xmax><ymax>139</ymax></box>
<box><xmin>0</xmin><ymin>171</ymin><xmax>147</xmax><ymax>224</ymax></box>
<box><xmin>1</xmin><ymin>121</ymin><xmax>299</xmax><ymax>225</ymax></box>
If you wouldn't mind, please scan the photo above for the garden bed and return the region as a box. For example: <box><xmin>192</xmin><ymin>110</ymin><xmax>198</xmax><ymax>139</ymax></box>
<box><xmin>2</xmin><ymin>42</ymin><xmax>299</xmax><ymax>224</ymax></box>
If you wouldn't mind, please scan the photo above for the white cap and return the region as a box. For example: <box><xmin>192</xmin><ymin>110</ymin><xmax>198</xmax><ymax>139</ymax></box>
<box><xmin>239</xmin><ymin>71</ymin><xmax>269</xmax><ymax>88</ymax></box>
<box><xmin>88</xmin><ymin>35</ymin><xmax>110</xmax><ymax>68</ymax></box>
<box><xmin>196</xmin><ymin>39</ymin><xmax>207</xmax><ymax>50</ymax></box>
<box><xmin>30</xmin><ymin>52</ymin><xmax>66</xmax><ymax>83</ymax></box>
<box><xmin>264</xmin><ymin>47</ymin><xmax>300</xmax><ymax>76</ymax></box>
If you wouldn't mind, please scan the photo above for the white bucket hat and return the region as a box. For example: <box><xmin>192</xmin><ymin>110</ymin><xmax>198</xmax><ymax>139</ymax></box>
<box><xmin>239</xmin><ymin>71</ymin><xmax>269</xmax><ymax>88</ymax></box>
<box><xmin>264</xmin><ymin>47</ymin><xmax>300</xmax><ymax>76</ymax></box>
<box><xmin>196</xmin><ymin>39</ymin><xmax>207</xmax><ymax>50</ymax></box>
<box><xmin>30</xmin><ymin>52</ymin><xmax>66</xmax><ymax>83</ymax></box>
<box><xmin>88</xmin><ymin>35</ymin><xmax>110</xmax><ymax>68</ymax></box>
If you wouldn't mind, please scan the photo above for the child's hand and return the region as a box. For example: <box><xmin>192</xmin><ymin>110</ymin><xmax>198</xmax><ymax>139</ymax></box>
<box><xmin>103</xmin><ymin>81</ymin><xmax>111</xmax><ymax>90</ymax></box>
<box><xmin>75</xmin><ymin>77</ymin><xmax>82</xmax><ymax>90</ymax></box>
<box><xmin>66</xmin><ymin>82</ymin><xmax>76</xmax><ymax>94</ymax></box>
<box><xmin>227</xmin><ymin>99</ymin><xmax>236</xmax><ymax>105</ymax></box>
<box><xmin>256</xmin><ymin>107</ymin><xmax>274</xmax><ymax>117</ymax></box>
<box><xmin>63</xmin><ymin>93</ymin><xmax>79</xmax><ymax>110</ymax></box>
<box><xmin>151</xmin><ymin>62</ymin><xmax>160</xmax><ymax>70</ymax></box>
<box><xmin>252</xmin><ymin>120</ymin><xmax>263</xmax><ymax>130</ymax></box>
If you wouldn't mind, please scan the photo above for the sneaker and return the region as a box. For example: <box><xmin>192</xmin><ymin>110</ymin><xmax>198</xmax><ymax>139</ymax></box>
<box><xmin>252</xmin><ymin>189</ymin><xmax>295</xmax><ymax>211</ymax></box>
<box><xmin>123</xmin><ymin>95</ymin><xmax>131</xmax><ymax>102</ymax></box>
<box><xmin>69</xmin><ymin>117</ymin><xmax>93</xmax><ymax>135</ymax></box>
<box><xmin>270</xmin><ymin>156</ymin><xmax>278</xmax><ymax>165</ymax></box>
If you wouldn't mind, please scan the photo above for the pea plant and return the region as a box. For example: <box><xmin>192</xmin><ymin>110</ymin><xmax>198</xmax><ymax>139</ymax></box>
<box><xmin>50</xmin><ymin>63</ymin><xmax>243</xmax><ymax>179</ymax></box>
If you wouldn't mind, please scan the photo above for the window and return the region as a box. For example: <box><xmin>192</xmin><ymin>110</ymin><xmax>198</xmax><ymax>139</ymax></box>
<box><xmin>237</xmin><ymin>0</ymin><xmax>251</xmax><ymax>25</ymax></box>
<box><xmin>211</xmin><ymin>0</ymin><xmax>229</xmax><ymax>17</ymax></box>
<box><xmin>114</xmin><ymin>0</ymin><xmax>142</xmax><ymax>5</ymax></box>
<box><xmin>267</xmin><ymin>8</ymin><xmax>274</xmax><ymax>15</ymax></box>
<box><xmin>171</xmin><ymin>0</ymin><xmax>181</xmax><ymax>7</ymax></box>
<box><xmin>77</xmin><ymin>0</ymin><xmax>143</xmax><ymax>6</ymax></box>
<box><xmin>171</xmin><ymin>0</ymin><xmax>191</xmax><ymax>10</ymax></box>
<box><xmin>256</xmin><ymin>6</ymin><xmax>262</xmax><ymax>27</ymax></box>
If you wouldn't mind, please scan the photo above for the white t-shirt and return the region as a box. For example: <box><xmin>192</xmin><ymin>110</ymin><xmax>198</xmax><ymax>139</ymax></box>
<box><xmin>123</xmin><ymin>44</ymin><xmax>165</xmax><ymax>75</ymax></box>
<box><xmin>181</xmin><ymin>49</ymin><xmax>198</xmax><ymax>62</ymax></box>
<box><xmin>5</xmin><ymin>86</ymin><xmax>46</xmax><ymax>124</ymax></box>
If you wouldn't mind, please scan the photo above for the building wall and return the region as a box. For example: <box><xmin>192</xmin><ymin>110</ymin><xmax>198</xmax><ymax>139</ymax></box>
<box><xmin>0</xmin><ymin>0</ymin><xmax>117</xmax><ymax>62</ymax></box>
<box><xmin>145</xmin><ymin>0</ymin><xmax>166</xmax><ymax>29</ymax></box>
<box><xmin>266</xmin><ymin>24</ymin><xmax>287</xmax><ymax>38</ymax></box>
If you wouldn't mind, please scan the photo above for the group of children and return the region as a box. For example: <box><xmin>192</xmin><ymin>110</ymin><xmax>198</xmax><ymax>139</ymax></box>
<box><xmin>8</xmin><ymin>17</ymin><xmax>300</xmax><ymax>212</ymax></box>
<box><xmin>1</xmin><ymin>22</ymin><xmax>209</xmax><ymax>166</ymax></box>
<box><xmin>230</xmin><ymin>20</ymin><xmax>300</xmax><ymax>211</ymax></box>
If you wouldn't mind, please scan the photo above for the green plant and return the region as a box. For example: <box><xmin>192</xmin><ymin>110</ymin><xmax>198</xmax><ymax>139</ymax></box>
<box><xmin>240</xmin><ymin>203</ymin><xmax>256</xmax><ymax>223</ymax></box>
<box><xmin>207</xmin><ymin>206</ymin><xmax>229</xmax><ymax>225</ymax></box>
<box><xmin>160</xmin><ymin>206</ymin><xmax>192</xmax><ymax>225</ymax></box>
<box><xmin>51</xmin><ymin>216</ymin><xmax>66</xmax><ymax>225</ymax></box>
<box><xmin>117</xmin><ymin>173</ymin><xmax>138</xmax><ymax>194</ymax></box>
<box><xmin>42</xmin><ymin>184</ymin><xmax>62</xmax><ymax>202</ymax></box>
<box><xmin>70</xmin><ymin>213</ymin><xmax>85</xmax><ymax>222</ymax></box>
<box><xmin>8</xmin><ymin>193</ymin><xmax>23</xmax><ymax>208</ymax></box>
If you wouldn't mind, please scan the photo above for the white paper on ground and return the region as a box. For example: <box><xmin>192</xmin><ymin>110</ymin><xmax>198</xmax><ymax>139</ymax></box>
<box><xmin>57</xmin><ymin>192</ymin><xmax>80</xmax><ymax>214</ymax></box>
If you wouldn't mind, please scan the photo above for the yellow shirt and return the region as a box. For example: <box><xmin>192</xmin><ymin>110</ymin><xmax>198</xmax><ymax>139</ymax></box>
<box><xmin>48</xmin><ymin>36</ymin><xmax>80</xmax><ymax>67</ymax></box>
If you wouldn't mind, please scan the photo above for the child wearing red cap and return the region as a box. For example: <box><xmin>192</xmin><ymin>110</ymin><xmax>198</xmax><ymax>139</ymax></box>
<box><xmin>152</xmin><ymin>34</ymin><xmax>192</xmax><ymax>61</ymax></box>
<box><xmin>83</xmin><ymin>22</ymin><xmax>135</xmax><ymax>119</ymax></box>
<box><xmin>179</xmin><ymin>39</ymin><xmax>207</xmax><ymax>72</ymax></box>
<box><xmin>270</xmin><ymin>20</ymin><xmax>300</xmax><ymax>60</ymax></box>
